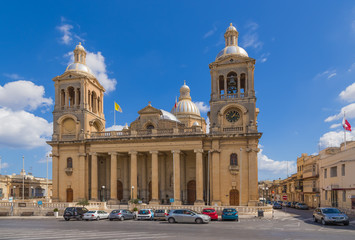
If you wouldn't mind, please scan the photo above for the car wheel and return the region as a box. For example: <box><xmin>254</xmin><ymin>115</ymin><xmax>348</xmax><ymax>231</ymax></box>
<box><xmin>344</xmin><ymin>221</ymin><xmax>349</xmax><ymax>226</ymax></box>
<box><xmin>321</xmin><ymin>219</ymin><xmax>326</xmax><ymax>225</ymax></box>
<box><xmin>78</xmin><ymin>216</ymin><xmax>83</xmax><ymax>221</ymax></box>
<box><xmin>109</xmin><ymin>218</ymin><xmax>113</xmax><ymax>221</ymax></box>
<box><xmin>120</xmin><ymin>216</ymin><xmax>125</xmax><ymax>221</ymax></box>
<box><xmin>96</xmin><ymin>216</ymin><xmax>100</xmax><ymax>221</ymax></box>
<box><xmin>168</xmin><ymin>217</ymin><xmax>175</xmax><ymax>223</ymax></box>
<box><xmin>195</xmin><ymin>218</ymin><xmax>203</xmax><ymax>224</ymax></box>
<box><xmin>64</xmin><ymin>218</ymin><xmax>70</xmax><ymax>221</ymax></box>
<box><xmin>85</xmin><ymin>219</ymin><xmax>88</xmax><ymax>221</ymax></box>
<box><xmin>313</xmin><ymin>216</ymin><xmax>317</xmax><ymax>223</ymax></box>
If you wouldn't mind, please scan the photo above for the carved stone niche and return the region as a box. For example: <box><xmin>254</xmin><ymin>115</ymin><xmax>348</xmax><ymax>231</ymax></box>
<box><xmin>65</xmin><ymin>168</ymin><xmax>73</xmax><ymax>176</ymax></box>
<box><xmin>228</xmin><ymin>165</ymin><xmax>239</xmax><ymax>175</ymax></box>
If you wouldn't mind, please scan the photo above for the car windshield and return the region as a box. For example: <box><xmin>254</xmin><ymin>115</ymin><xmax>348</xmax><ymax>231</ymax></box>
<box><xmin>139</xmin><ymin>210</ymin><xmax>150</xmax><ymax>214</ymax></box>
<box><xmin>223</xmin><ymin>209</ymin><xmax>236</xmax><ymax>212</ymax></box>
<box><xmin>322</xmin><ymin>208</ymin><xmax>341</xmax><ymax>214</ymax></box>
<box><xmin>87</xmin><ymin>211</ymin><xmax>95</xmax><ymax>213</ymax></box>
<box><xmin>111</xmin><ymin>210</ymin><xmax>119</xmax><ymax>214</ymax></box>
<box><xmin>203</xmin><ymin>209</ymin><xmax>215</xmax><ymax>213</ymax></box>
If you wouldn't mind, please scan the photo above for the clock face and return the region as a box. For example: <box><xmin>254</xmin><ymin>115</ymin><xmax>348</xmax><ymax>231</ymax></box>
<box><xmin>226</xmin><ymin>110</ymin><xmax>240</xmax><ymax>123</ymax></box>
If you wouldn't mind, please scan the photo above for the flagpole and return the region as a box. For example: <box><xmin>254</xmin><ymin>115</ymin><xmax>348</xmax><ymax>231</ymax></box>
<box><xmin>344</xmin><ymin>111</ymin><xmax>346</xmax><ymax>150</ymax></box>
<box><xmin>114</xmin><ymin>104</ymin><xmax>116</xmax><ymax>126</ymax></box>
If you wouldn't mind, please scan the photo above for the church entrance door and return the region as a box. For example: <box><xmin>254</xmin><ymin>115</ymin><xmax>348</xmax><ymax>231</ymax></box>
<box><xmin>230</xmin><ymin>189</ymin><xmax>239</xmax><ymax>206</ymax></box>
<box><xmin>66</xmin><ymin>188</ymin><xmax>73</xmax><ymax>202</ymax></box>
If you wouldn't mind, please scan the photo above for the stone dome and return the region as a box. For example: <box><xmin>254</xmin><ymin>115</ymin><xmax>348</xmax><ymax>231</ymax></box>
<box><xmin>171</xmin><ymin>81</ymin><xmax>201</xmax><ymax>117</ymax></box>
<box><xmin>66</xmin><ymin>63</ymin><xmax>93</xmax><ymax>75</ymax></box>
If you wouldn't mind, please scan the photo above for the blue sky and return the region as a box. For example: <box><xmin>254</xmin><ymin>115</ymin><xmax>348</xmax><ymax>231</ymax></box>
<box><xmin>0</xmin><ymin>1</ymin><xmax>355</xmax><ymax>180</ymax></box>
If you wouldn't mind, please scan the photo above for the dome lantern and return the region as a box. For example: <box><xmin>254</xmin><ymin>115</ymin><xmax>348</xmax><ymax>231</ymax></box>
<box><xmin>171</xmin><ymin>81</ymin><xmax>200</xmax><ymax>117</ymax></box>
<box><xmin>74</xmin><ymin>42</ymin><xmax>86</xmax><ymax>64</ymax></box>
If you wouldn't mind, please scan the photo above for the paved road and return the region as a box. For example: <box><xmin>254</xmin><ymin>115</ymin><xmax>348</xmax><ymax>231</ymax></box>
<box><xmin>0</xmin><ymin>209</ymin><xmax>354</xmax><ymax>240</ymax></box>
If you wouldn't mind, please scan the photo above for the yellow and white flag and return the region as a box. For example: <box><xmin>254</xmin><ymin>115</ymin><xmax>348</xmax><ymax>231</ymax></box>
<box><xmin>114</xmin><ymin>102</ymin><xmax>122</xmax><ymax>112</ymax></box>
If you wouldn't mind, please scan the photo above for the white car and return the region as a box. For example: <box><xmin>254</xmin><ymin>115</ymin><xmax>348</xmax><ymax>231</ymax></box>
<box><xmin>137</xmin><ymin>209</ymin><xmax>155</xmax><ymax>220</ymax></box>
<box><xmin>83</xmin><ymin>210</ymin><xmax>109</xmax><ymax>221</ymax></box>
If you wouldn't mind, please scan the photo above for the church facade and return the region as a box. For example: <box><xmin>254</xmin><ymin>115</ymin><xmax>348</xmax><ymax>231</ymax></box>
<box><xmin>47</xmin><ymin>24</ymin><xmax>262</xmax><ymax>206</ymax></box>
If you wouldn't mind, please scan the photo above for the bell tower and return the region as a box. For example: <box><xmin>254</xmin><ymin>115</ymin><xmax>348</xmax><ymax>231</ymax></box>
<box><xmin>51</xmin><ymin>43</ymin><xmax>106</xmax><ymax>141</ymax></box>
<box><xmin>209</xmin><ymin>23</ymin><xmax>258</xmax><ymax>134</ymax></box>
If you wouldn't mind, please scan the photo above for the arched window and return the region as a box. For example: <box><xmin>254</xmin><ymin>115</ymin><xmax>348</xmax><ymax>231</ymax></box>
<box><xmin>67</xmin><ymin>157</ymin><xmax>73</xmax><ymax>168</ymax></box>
<box><xmin>146</xmin><ymin>124</ymin><xmax>154</xmax><ymax>129</ymax></box>
<box><xmin>60</xmin><ymin>89</ymin><xmax>65</xmax><ymax>107</ymax></box>
<box><xmin>68</xmin><ymin>87</ymin><xmax>75</xmax><ymax>107</ymax></box>
<box><xmin>219</xmin><ymin>75</ymin><xmax>225</xmax><ymax>95</ymax></box>
<box><xmin>227</xmin><ymin>72</ymin><xmax>237</xmax><ymax>94</ymax></box>
<box><xmin>230</xmin><ymin>153</ymin><xmax>238</xmax><ymax>166</ymax></box>
<box><xmin>240</xmin><ymin>73</ymin><xmax>246</xmax><ymax>94</ymax></box>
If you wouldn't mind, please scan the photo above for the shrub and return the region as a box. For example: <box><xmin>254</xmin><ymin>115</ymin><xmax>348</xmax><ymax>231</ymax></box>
<box><xmin>53</xmin><ymin>208</ymin><xmax>59</xmax><ymax>212</ymax></box>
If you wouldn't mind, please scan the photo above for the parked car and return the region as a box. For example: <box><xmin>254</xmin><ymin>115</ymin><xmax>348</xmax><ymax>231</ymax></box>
<box><xmin>221</xmin><ymin>208</ymin><xmax>238</xmax><ymax>221</ymax></box>
<box><xmin>286</xmin><ymin>202</ymin><xmax>292</xmax><ymax>207</ymax></box>
<box><xmin>154</xmin><ymin>209</ymin><xmax>169</xmax><ymax>221</ymax></box>
<box><xmin>273</xmin><ymin>203</ymin><xmax>282</xmax><ymax>209</ymax></box>
<box><xmin>137</xmin><ymin>209</ymin><xmax>155</xmax><ymax>220</ymax></box>
<box><xmin>83</xmin><ymin>210</ymin><xmax>109</xmax><ymax>221</ymax></box>
<box><xmin>108</xmin><ymin>209</ymin><xmax>135</xmax><ymax>221</ymax></box>
<box><xmin>63</xmin><ymin>207</ymin><xmax>89</xmax><ymax>221</ymax></box>
<box><xmin>166</xmin><ymin>209</ymin><xmax>210</xmax><ymax>224</ymax></box>
<box><xmin>202</xmin><ymin>208</ymin><xmax>218</xmax><ymax>220</ymax></box>
<box><xmin>297</xmin><ymin>203</ymin><xmax>309</xmax><ymax>210</ymax></box>
<box><xmin>291</xmin><ymin>202</ymin><xmax>298</xmax><ymax>208</ymax></box>
<box><xmin>313</xmin><ymin>207</ymin><xmax>349</xmax><ymax>225</ymax></box>
<box><xmin>266</xmin><ymin>200</ymin><xmax>272</xmax><ymax>205</ymax></box>
<box><xmin>282</xmin><ymin>202</ymin><xmax>288</xmax><ymax>207</ymax></box>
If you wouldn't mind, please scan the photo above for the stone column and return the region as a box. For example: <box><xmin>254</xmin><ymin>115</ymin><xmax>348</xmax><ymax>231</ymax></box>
<box><xmin>194</xmin><ymin>149</ymin><xmax>204</xmax><ymax>205</ymax></box>
<box><xmin>159</xmin><ymin>153</ymin><xmax>166</xmax><ymax>203</ymax></box>
<box><xmin>150</xmin><ymin>151</ymin><xmax>159</xmax><ymax>204</ymax></box>
<box><xmin>51</xmin><ymin>154</ymin><xmax>59</xmax><ymax>202</ymax></box>
<box><xmin>224</xmin><ymin>75</ymin><xmax>227</xmax><ymax>98</ymax></box>
<box><xmin>172</xmin><ymin>150</ymin><xmax>182</xmax><ymax>205</ymax></box>
<box><xmin>78</xmin><ymin>153</ymin><xmax>86</xmax><ymax>200</ymax></box>
<box><xmin>88</xmin><ymin>91</ymin><xmax>91</xmax><ymax>111</ymax></box>
<box><xmin>211</xmin><ymin>149</ymin><xmax>221</xmax><ymax>206</ymax></box>
<box><xmin>129</xmin><ymin>151</ymin><xmax>138</xmax><ymax>199</ymax></box>
<box><xmin>65</xmin><ymin>89</ymin><xmax>69</xmax><ymax>108</ymax></box>
<box><xmin>76</xmin><ymin>88</ymin><xmax>80</xmax><ymax>107</ymax></box>
<box><xmin>237</xmin><ymin>75</ymin><xmax>240</xmax><ymax>98</ymax></box>
<box><xmin>248</xmin><ymin>146</ymin><xmax>259</xmax><ymax>206</ymax></box>
<box><xmin>109</xmin><ymin>152</ymin><xmax>118</xmax><ymax>203</ymax></box>
<box><xmin>91</xmin><ymin>153</ymin><xmax>98</xmax><ymax>201</ymax></box>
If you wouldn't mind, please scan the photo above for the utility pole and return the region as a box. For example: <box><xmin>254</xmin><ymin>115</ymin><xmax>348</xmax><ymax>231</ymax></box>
<box><xmin>22</xmin><ymin>156</ymin><xmax>25</xmax><ymax>201</ymax></box>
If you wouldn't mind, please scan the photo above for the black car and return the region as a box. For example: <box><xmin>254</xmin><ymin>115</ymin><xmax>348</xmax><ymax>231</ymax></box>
<box><xmin>63</xmin><ymin>207</ymin><xmax>89</xmax><ymax>221</ymax></box>
<box><xmin>273</xmin><ymin>203</ymin><xmax>282</xmax><ymax>209</ymax></box>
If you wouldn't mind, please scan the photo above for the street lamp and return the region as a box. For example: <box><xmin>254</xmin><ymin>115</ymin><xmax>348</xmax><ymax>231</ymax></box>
<box><xmin>131</xmin><ymin>186</ymin><xmax>134</xmax><ymax>201</ymax></box>
<box><xmin>13</xmin><ymin>186</ymin><xmax>16</xmax><ymax>200</ymax></box>
<box><xmin>102</xmin><ymin>186</ymin><xmax>105</xmax><ymax>202</ymax></box>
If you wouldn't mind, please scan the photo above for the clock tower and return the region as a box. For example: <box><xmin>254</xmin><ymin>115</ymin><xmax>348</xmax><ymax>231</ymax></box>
<box><xmin>209</xmin><ymin>23</ymin><xmax>259</xmax><ymax>135</ymax></box>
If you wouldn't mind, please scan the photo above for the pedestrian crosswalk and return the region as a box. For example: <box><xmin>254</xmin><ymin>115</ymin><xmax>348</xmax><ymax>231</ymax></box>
<box><xmin>0</xmin><ymin>228</ymin><xmax>171</xmax><ymax>240</ymax></box>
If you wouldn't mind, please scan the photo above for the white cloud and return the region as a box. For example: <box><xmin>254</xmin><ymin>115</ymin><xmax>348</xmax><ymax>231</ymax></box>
<box><xmin>241</xmin><ymin>22</ymin><xmax>263</xmax><ymax>50</ymax></box>
<box><xmin>37</xmin><ymin>151</ymin><xmax>53</xmax><ymax>164</ymax></box>
<box><xmin>0</xmin><ymin>162</ymin><xmax>9</xmax><ymax>169</ymax></box>
<box><xmin>339</xmin><ymin>82</ymin><xmax>355</xmax><ymax>102</ymax></box>
<box><xmin>259</xmin><ymin>53</ymin><xmax>270</xmax><ymax>63</ymax></box>
<box><xmin>330</xmin><ymin>123</ymin><xmax>341</xmax><ymax>129</ymax></box>
<box><xmin>314</xmin><ymin>69</ymin><xmax>337</xmax><ymax>80</ymax></box>
<box><xmin>205</xmin><ymin>117</ymin><xmax>210</xmax><ymax>134</ymax></box>
<box><xmin>0</xmin><ymin>108</ymin><xmax>52</xmax><ymax>148</ymax></box>
<box><xmin>258</xmin><ymin>145</ymin><xmax>296</xmax><ymax>179</ymax></box>
<box><xmin>0</xmin><ymin>80</ymin><xmax>53</xmax><ymax>111</ymax></box>
<box><xmin>3</xmin><ymin>73</ymin><xmax>24</xmax><ymax>80</ymax></box>
<box><xmin>203</xmin><ymin>25</ymin><xmax>217</xmax><ymax>39</ymax></box>
<box><xmin>67</xmin><ymin>51</ymin><xmax>117</xmax><ymax>93</ymax></box>
<box><xmin>325</xmin><ymin>103</ymin><xmax>355</xmax><ymax>122</ymax></box>
<box><xmin>348</xmin><ymin>63</ymin><xmax>355</xmax><ymax>72</ymax></box>
<box><xmin>105</xmin><ymin>124</ymin><xmax>125</xmax><ymax>131</ymax></box>
<box><xmin>194</xmin><ymin>101</ymin><xmax>210</xmax><ymax>113</ymax></box>
<box><xmin>57</xmin><ymin>23</ymin><xmax>73</xmax><ymax>45</ymax></box>
<box><xmin>319</xmin><ymin>130</ymin><xmax>355</xmax><ymax>149</ymax></box>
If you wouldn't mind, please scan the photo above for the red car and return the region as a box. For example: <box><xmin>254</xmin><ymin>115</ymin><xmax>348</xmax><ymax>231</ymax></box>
<box><xmin>202</xmin><ymin>208</ymin><xmax>218</xmax><ymax>220</ymax></box>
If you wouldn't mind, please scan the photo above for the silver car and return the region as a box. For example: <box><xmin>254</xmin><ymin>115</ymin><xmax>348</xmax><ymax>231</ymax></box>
<box><xmin>166</xmin><ymin>209</ymin><xmax>210</xmax><ymax>224</ymax></box>
<box><xmin>83</xmin><ymin>210</ymin><xmax>109</xmax><ymax>221</ymax></box>
<box><xmin>108</xmin><ymin>209</ymin><xmax>135</xmax><ymax>221</ymax></box>
<box><xmin>313</xmin><ymin>207</ymin><xmax>349</xmax><ymax>225</ymax></box>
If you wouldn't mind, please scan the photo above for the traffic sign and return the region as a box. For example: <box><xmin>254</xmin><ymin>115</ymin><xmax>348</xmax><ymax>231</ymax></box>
<box><xmin>37</xmin><ymin>200</ymin><xmax>43</xmax><ymax>205</ymax></box>
<box><xmin>282</xmin><ymin>195</ymin><xmax>287</xmax><ymax>200</ymax></box>
<box><xmin>170</xmin><ymin>198</ymin><xmax>174</xmax><ymax>203</ymax></box>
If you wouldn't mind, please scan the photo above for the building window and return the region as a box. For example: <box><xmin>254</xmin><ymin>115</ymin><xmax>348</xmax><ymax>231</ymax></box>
<box><xmin>67</xmin><ymin>157</ymin><xmax>73</xmax><ymax>168</ymax></box>
<box><xmin>325</xmin><ymin>190</ymin><xmax>327</xmax><ymax>200</ymax></box>
<box><xmin>330</xmin><ymin>166</ymin><xmax>337</xmax><ymax>178</ymax></box>
<box><xmin>230</xmin><ymin>153</ymin><xmax>238</xmax><ymax>166</ymax></box>
<box><xmin>343</xmin><ymin>191</ymin><xmax>346</xmax><ymax>202</ymax></box>
<box><xmin>324</xmin><ymin>169</ymin><xmax>327</xmax><ymax>178</ymax></box>
<box><xmin>342</xmin><ymin>164</ymin><xmax>345</xmax><ymax>176</ymax></box>
<box><xmin>227</xmin><ymin>72</ymin><xmax>238</xmax><ymax>94</ymax></box>
<box><xmin>146</xmin><ymin>124</ymin><xmax>154</xmax><ymax>129</ymax></box>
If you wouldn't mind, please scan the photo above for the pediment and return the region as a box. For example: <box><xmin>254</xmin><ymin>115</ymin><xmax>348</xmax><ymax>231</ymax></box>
<box><xmin>138</xmin><ymin>104</ymin><xmax>162</xmax><ymax>115</ymax></box>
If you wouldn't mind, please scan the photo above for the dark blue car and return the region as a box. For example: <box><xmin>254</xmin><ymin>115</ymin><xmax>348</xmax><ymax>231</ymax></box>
<box><xmin>221</xmin><ymin>208</ymin><xmax>238</xmax><ymax>221</ymax></box>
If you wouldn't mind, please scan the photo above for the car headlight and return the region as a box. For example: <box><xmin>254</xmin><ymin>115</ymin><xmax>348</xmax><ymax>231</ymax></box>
<box><xmin>324</xmin><ymin>216</ymin><xmax>330</xmax><ymax>220</ymax></box>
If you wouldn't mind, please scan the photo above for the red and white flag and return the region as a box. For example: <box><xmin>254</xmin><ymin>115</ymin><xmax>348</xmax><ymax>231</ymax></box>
<box><xmin>343</xmin><ymin>118</ymin><xmax>352</xmax><ymax>132</ymax></box>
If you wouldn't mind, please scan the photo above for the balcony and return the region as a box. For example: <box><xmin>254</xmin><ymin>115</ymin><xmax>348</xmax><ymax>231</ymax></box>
<box><xmin>312</xmin><ymin>187</ymin><xmax>320</xmax><ymax>193</ymax></box>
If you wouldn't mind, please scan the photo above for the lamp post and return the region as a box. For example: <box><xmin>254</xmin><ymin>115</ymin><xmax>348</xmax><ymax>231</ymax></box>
<box><xmin>131</xmin><ymin>186</ymin><xmax>134</xmax><ymax>201</ymax></box>
<box><xmin>30</xmin><ymin>186</ymin><xmax>33</xmax><ymax>199</ymax></box>
<box><xmin>13</xmin><ymin>186</ymin><xmax>16</xmax><ymax>200</ymax></box>
<box><xmin>102</xmin><ymin>186</ymin><xmax>105</xmax><ymax>202</ymax></box>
